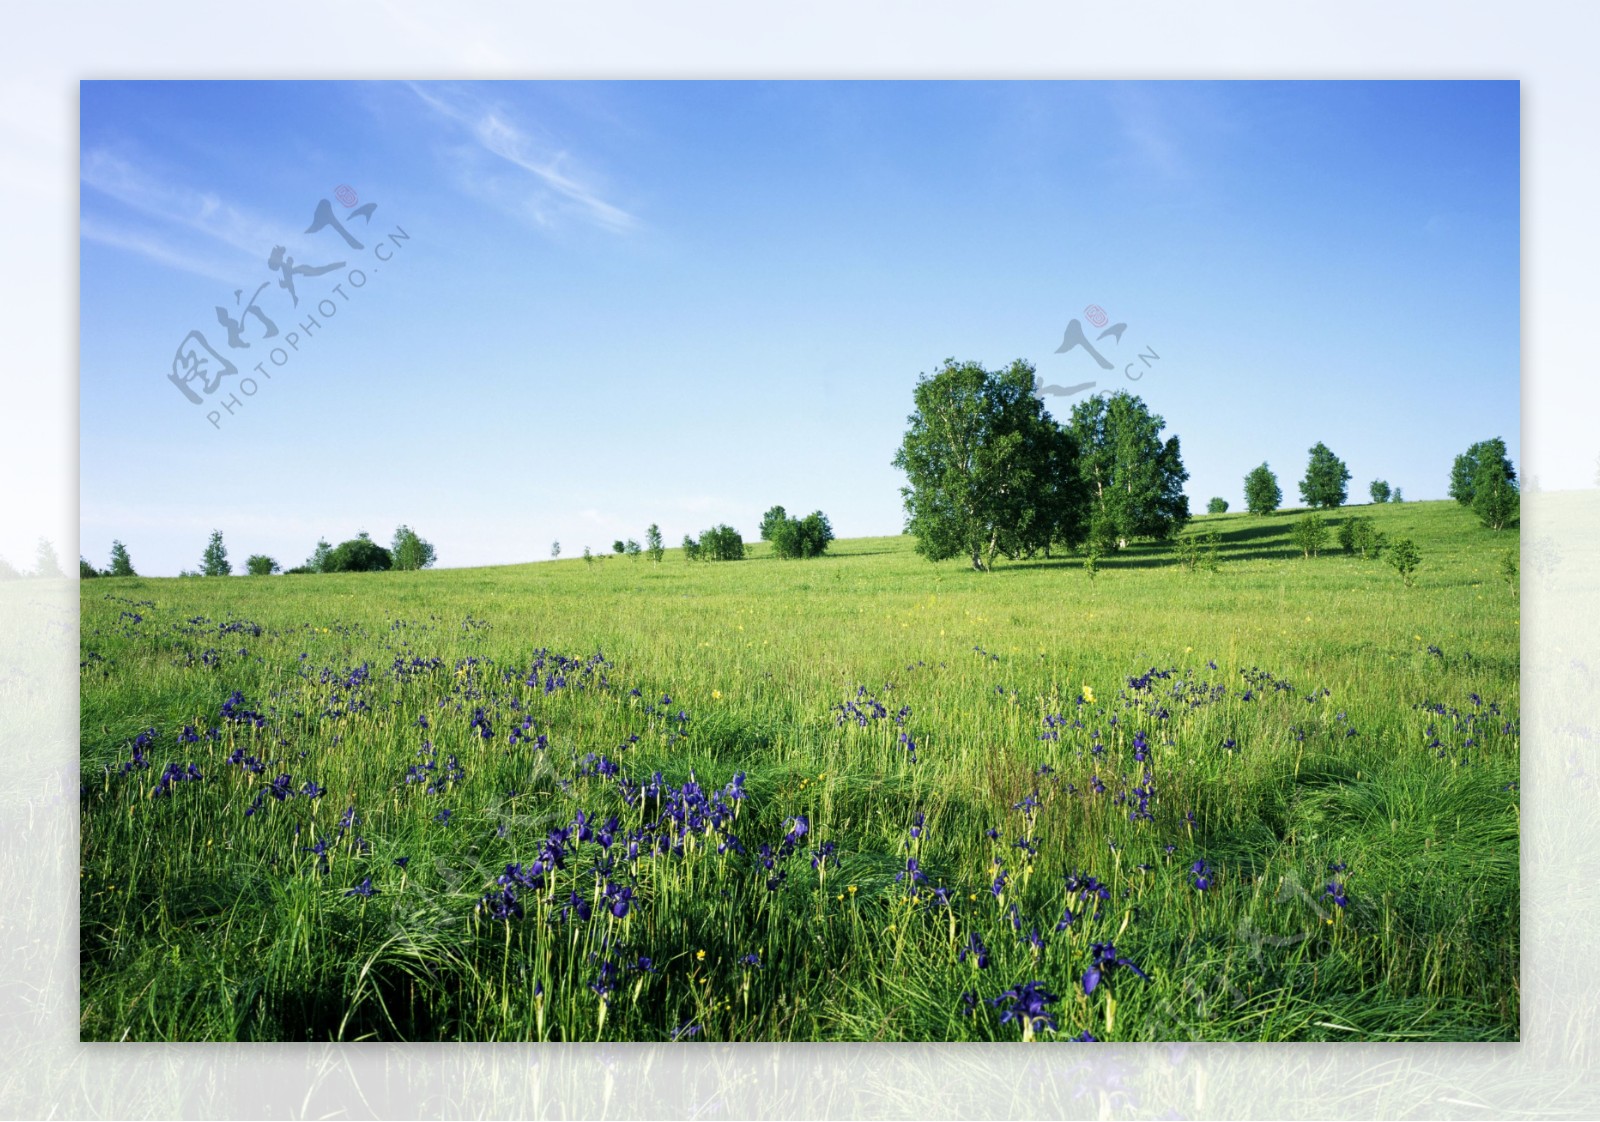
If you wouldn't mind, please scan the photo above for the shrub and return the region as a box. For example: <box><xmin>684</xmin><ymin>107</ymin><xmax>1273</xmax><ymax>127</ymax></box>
<box><xmin>770</xmin><ymin>510</ymin><xmax>835</xmax><ymax>559</ymax></box>
<box><xmin>1202</xmin><ymin>528</ymin><xmax>1221</xmax><ymax>572</ymax></box>
<box><xmin>698</xmin><ymin>524</ymin><xmax>745</xmax><ymax>561</ymax></box>
<box><xmin>245</xmin><ymin>554</ymin><xmax>280</xmax><ymax>576</ymax></box>
<box><xmin>1175</xmin><ymin>533</ymin><xmax>1201</xmax><ymax>573</ymax></box>
<box><xmin>1500</xmin><ymin>548</ymin><xmax>1518</xmax><ymax>594</ymax></box>
<box><xmin>1291</xmin><ymin>513</ymin><xmax>1329</xmax><ymax>558</ymax></box>
<box><xmin>1207</xmin><ymin>497</ymin><xmax>1228</xmax><ymax>515</ymax></box>
<box><xmin>1338</xmin><ymin>516</ymin><xmax>1387</xmax><ymax>560</ymax></box>
<box><xmin>1388</xmin><ymin>537</ymin><xmax>1421</xmax><ymax>586</ymax></box>
<box><xmin>325</xmin><ymin>533</ymin><xmax>392</xmax><ymax>573</ymax></box>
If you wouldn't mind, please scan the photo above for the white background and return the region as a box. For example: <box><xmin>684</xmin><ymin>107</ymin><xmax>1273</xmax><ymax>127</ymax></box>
<box><xmin>3</xmin><ymin>2</ymin><xmax>1596</xmax><ymax>1117</ymax></box>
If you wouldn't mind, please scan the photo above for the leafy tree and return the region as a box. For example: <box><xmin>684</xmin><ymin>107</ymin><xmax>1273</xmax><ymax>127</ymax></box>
<box><xmin>1338</xmin><ymin>516</ymin><xmax>1387</xmax><ymax>560</ymax></box>
<box><xmin>769</xmin><ymin>509</ymin><xmax>836</xmax><ymax>559</ymax></box>
<box><xmin>583</xmin><ymin>546</ymin><xmax>594</xmax><ymax>566</ymax></box>
<box><xmin>79</xmin><ymin>557</ymin><xmax>102</xmax><ymax>579</ymax></box>
<box><xmin>1473</xmin><ymin>463</ymin><xmax>1519</xmax><ymax>530</ymax></box>
<box><xmin>30</xmin><ymin>538</ymin><xmax>62</xmax><ymax>579</ymax></box>
<box><xmin>681</xmin><ymin>534</ymin><xmax>701</xmax><ymax>562</ymax></box>
<box><xmin>246</xmin><ymin>554</ymin><xmax>280</xmax><ymax>576</ymax></box>
<box><xmin>325</xmin><ymin>532</ymin><xmax>391</xmax><ymax>573</ymax></box>
<box><xmin>645</xmin><ymin>524</ymin><xmax>664</xmax><ymax>564</ymax></box>
<box><xmin>0</xmin><ymin>557</ymin><xmax>19</xmax><ymax>581</ymax></box>
<box><xmin>625</xmin><ymin>539</ymin><xmax>642</xmax><ymax>559</ymax></box>
<box><xmin>391</xmin><ymin>526</ymin><xmax>437</xmax><ymax>571</ymax></box>
<box><xmin>1207</xmin><ymin>497</ymin><xmax>1228</xmax><ymax>515</ymax></box>
<box><xmin>1450</xmin><ymin>438</ymin><xmax>1514</xmax><ymax>507</ymax></box>
<box><xmin>1369</xmin><ymin>479</ymin><xmax>1391</xmax><ymax>504</ymax></box>
<box><xmin>307</xmin><ymin>538</ymin><xmax>333</xmax><ymax>574</ymax></box>
<box><xmin>1244</xmin><ymin>463</ymin><xmax>1282</xmax><ymax>516</ymax></box>
<box><xmin>894</xmin><ymin>358</ymin><xmax>1085</xmax><ymax>571</ymax></box>
<box><xmin>1291</xmin><ymin>513</ymin><xmax>1328</xmax><ymax>558</ymax></box>
<box><xmin>1500</xmin><ymin>547</ymin><xmax>1518</xmax><ymax>593</ymax></box>
<box><xmin>108</xmin><ymin>540</ymin><xmax>136</xmax><ymax>577</ymax></box>
<box><xmin>759</xmin><ymin>506</ymin><xmax>788</xmax><ymax>541</ymax></box>
<box><xmin>201</xmin><ymin>530</ymin><xmax>231</xmax><ymax>577</ymax></box>
<box><xmin>1299</xmin><ymin>443</ymin><xmax>1351</xmax><ymax>509</ymax></box>
<box><xmin>551</xmin><ymin>541</ymin><xmax>561</xmax><ymax>559</ymax></box>
<box><xmin>697</xmin><ymin>524</ymin><xmax>745</xmax><ymax>561</ymax></box>
<box><xmin>1388</xmin><ymin>537</ymin><xmax>1421</xmax><ymax>586</ymax></box>
<box><xmin>1391</xmin><ymin>488</ymin><xmax>1403</xmax><ymax>503</ymax></box>
<box><xmin>1068</xmin><ymin>390</ymin><xmax>1187</xmax><ymax>550</ymax></box>
<box><xmin>612</xmin><ymin>540</ymin><xmax>626</xmax><ymax>555</ymax></box>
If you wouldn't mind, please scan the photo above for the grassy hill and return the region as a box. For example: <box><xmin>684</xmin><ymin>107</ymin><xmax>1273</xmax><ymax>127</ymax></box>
<box><xmin>79</xmin><ymin>499</ymin><xmax>1519</xmax><ymax>1041</ymax></box>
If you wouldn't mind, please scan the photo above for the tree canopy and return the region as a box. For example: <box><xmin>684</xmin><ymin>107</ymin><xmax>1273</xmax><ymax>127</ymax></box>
<box><xmin>1067</xmin><ymin>390</ymin><xmax>1188</xmax><ymax>549</ymax></box>
<box><xmin>1244</xmin><ymin>463</ymin><xmax>1282</xmax><ymax>516</ymax></box>
<box><xmin>893</xmin><ymin>358</ymin><xmax>1085</xmax><ymax>570</ymax></box>
<box><xmin>201</xmin><ymin>530</ymin><xmax>231</xmax><ymax>577</ymax></box>
<box><xmin>1299</xmin><ymin>443</ymin><xmax>1351</xmax><ymax>509</ymax></box>
<box><xmin>391</xmin><ymin>526</ymin><xmax>437</xmax><ymax>571</ymax></box>
<box><xmin>326</xmin><ymin>532</ymin><xmax>392</xmax><ymax>573</ymax></box>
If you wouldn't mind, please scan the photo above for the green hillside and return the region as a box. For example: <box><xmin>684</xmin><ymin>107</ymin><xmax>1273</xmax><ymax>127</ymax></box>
<box><xmin>79</xmin><ymin>499</ymin><xmax>1519</xmax><ymax>1041</ymax></box>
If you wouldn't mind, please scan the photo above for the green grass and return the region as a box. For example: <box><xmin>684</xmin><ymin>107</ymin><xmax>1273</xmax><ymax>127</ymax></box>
<box><xmin>79</xmin><ymin>499</ymin><xmax>1519</xmax><ymax>1041</ymax></box>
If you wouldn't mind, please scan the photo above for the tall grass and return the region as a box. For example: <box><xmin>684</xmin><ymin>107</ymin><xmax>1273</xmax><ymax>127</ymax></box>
<box><xmin>79</xmin><ymin>500</ymin><xmax>1518</xmax><ymax>1041</ymax></box>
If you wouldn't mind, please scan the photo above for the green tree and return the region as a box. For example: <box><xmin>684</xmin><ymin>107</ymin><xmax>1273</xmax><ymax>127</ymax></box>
<box><xmin>325</xmin><ymin>532</ymin><xmax>392</xmax><ymax>573</ymax></box>
<box><xmin>894</xmin><ymin>358</ymin><xmax>1083</xmax><ymax>570</ymax></box>
<box><xmin>1369</xmin><ymin>479</ymin><xmax>1391</xmax><ymax>504</ymax></box>
<box><xmin>551</xmin><ymin>541</ymin><xmax>561</xmax><ymax>559</ymax></box>
<box><xmin>625</xmin><ymin>539</ymin><xmax>642</xmax><ymax>559</ymax></box>
<box><xmin>681</xmin><ymin>534</ymin><xmax>701</xmax><ymax>562</ymax></box>
<box><xmin>1388</xmin><ymin>537</ymin><xmax>1421</xmax><ymax>586</ymax></box>
<box><xmin>307</xmin><ymin>538</ymin><xmax>334</xmax><ymax>573</ymax></box>
<box><xmin>391</xmin><ymin>526</ymin><xmax>437</xmax><ymax>571</ymax></box>
<box><xmin>32</xmin><ymin>539</ymin><xmax>62</xmax><ymax>579</ymax></box>
<box><xmin>201</xmin><ymin>530</ymin><xmax>231</xmax><ymax>577</ymax></box>
<box><xmin>1207</xmin><ymin>497</ymin><xmax>1228</xmax><ymax>515</ymax></box>
<box><xmin>645</xmin><ymin>524</ymin><xmax>664</xmax><ymax>564</ymax></box>
<box><xmin>759</xmin><ymin>506</ymin><xmax>788</xmax><ymax>541</ymax></box>
<box><xmin>698</xmin><ymin>524</ymin><xmax>745</xmax><ymax>561</ymax></box>
<box><xmin>770</xmin><ymin>509</ymin><xmax>836</xmax><ymax>559</ymax></box>
<box><xmin>246</xmin><ymin>554</ymin><xmax>280</xmax><ymax>576</ymax></box>
<box><xmin>1391</xmin><ymin>487</ymin><xmax>1403</xmax><ymax>503</ymax></box>
<box><xmin>1068</xmin><ymin>390</ymin><xmax>1187</xmax><ymax>551</ymax></box>
<box><xmin>612</xmin><ymin>540</ymin><xmax>626</xmax><ymax>555</ymax></box>
<box><xmin>1291</xmin><ymin>513</ymin><xmax>1328</xmax><ymax>558</ymax></box>
<box><xmin>1473</xmin><ymin>459</ymin><xmax>1519</xmax><ymax>530</ymax></box>
<box><xmin>1244</xmin><ymin>463</ymin><xmax>1282</xmax><ymax>516</ymax></box>
<box><xmin>79</xmin><ymin>557</ymin><xmax>102</xmax><ymax>579</ymax></box>
<box><xmin>1299</xmin><ymin>443</ymin><xmax>1351</xmax><ymax>509</ymax></box>
<box><xmin>108</xmin><ymin>540</ymin><xmax>135</xmax><ymax>577</ymax></box>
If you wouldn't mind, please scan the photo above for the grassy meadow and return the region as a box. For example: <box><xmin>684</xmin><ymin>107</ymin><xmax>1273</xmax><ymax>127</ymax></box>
<box><xmin>79</xmin><ymin>499</ymin><xmax>1520</xmax><ymax>1042</ymax></box>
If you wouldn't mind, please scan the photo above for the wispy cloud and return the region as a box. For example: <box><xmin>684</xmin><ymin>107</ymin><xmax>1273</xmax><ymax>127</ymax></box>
<box><xmin>79</xmin><ymin>148</ymin><xmax>300</xmax><ymax>281</ymax></box>
<box><xmin>408</xmin><ymin>83</ymin><xmax>636</xmax><ymax>233</ymax></box>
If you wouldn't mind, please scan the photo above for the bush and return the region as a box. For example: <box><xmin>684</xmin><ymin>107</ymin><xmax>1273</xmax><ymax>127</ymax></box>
<box><xmin>612</xmin><ymin>541</ymin><xmax>625</xmax><ymax>555</ymax></box>
<box><xmin>1369</xmin><ymin>480</ymin><xmax>1391</xmax><ymax>504</ymax></box>
<box><xmin>325</xmin><ymin>533</ymin><xmax>392</xmax><ymax>573</ymax></box>
<box><xmin>1500</xmin><ymin>548</ymin><xmax>1518</xmax><ymax>594</ymax></box>
<box><xmin>1388</xmin><ymin>537</ymin><xmax>1421</xmax><ymax>586</ymax></box>
<box><xmin>769</xmin><ymin>509</ymin><xmax>835</xmax><ymax>559</ymax></box>
<box><xmin>1175</xmin><ymin>533</ymin><xmax>1201</xmax><ymax>573</ymax></box>
<box><xmin>80</xmin><ymin>557</ymin><xmax>102</xmax><ymax>579</ymax></box>
<box><xmin>1291</xmin><ymin>513</ymin><xmax>1329</xmax><ymax>558</ymax></box>
<box><xmin>1207</xmin><ymin>497</ymin><xmax>1228</xmax><ymax>515</ymax></box>
<box><xmin>245</xmin><ymin>554</ymin><xmax>280</xmax><ymax>576</ymax></box>
<box><xmin>698</xmin><ymin>524</ymin><xmax>745</xmax><ymax>561</ymax></box>
<box><xmin>1337</xmin><ymin>516</ymin><xmax>1387</xmax><ymax>560</ymax></box>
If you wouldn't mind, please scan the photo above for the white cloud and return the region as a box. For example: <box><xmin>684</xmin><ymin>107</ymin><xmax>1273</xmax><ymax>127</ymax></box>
<box><xmin>408</xmin><ymin>83</ymin><xmax>636</xmax><ymax>233</ymax></box>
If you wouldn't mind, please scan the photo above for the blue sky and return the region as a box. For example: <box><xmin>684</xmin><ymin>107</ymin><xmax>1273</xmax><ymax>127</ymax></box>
<box><xmin>79</xmin><ymin>80</ymin><xmax>1520</xmax><ymax>575</ymax></box>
